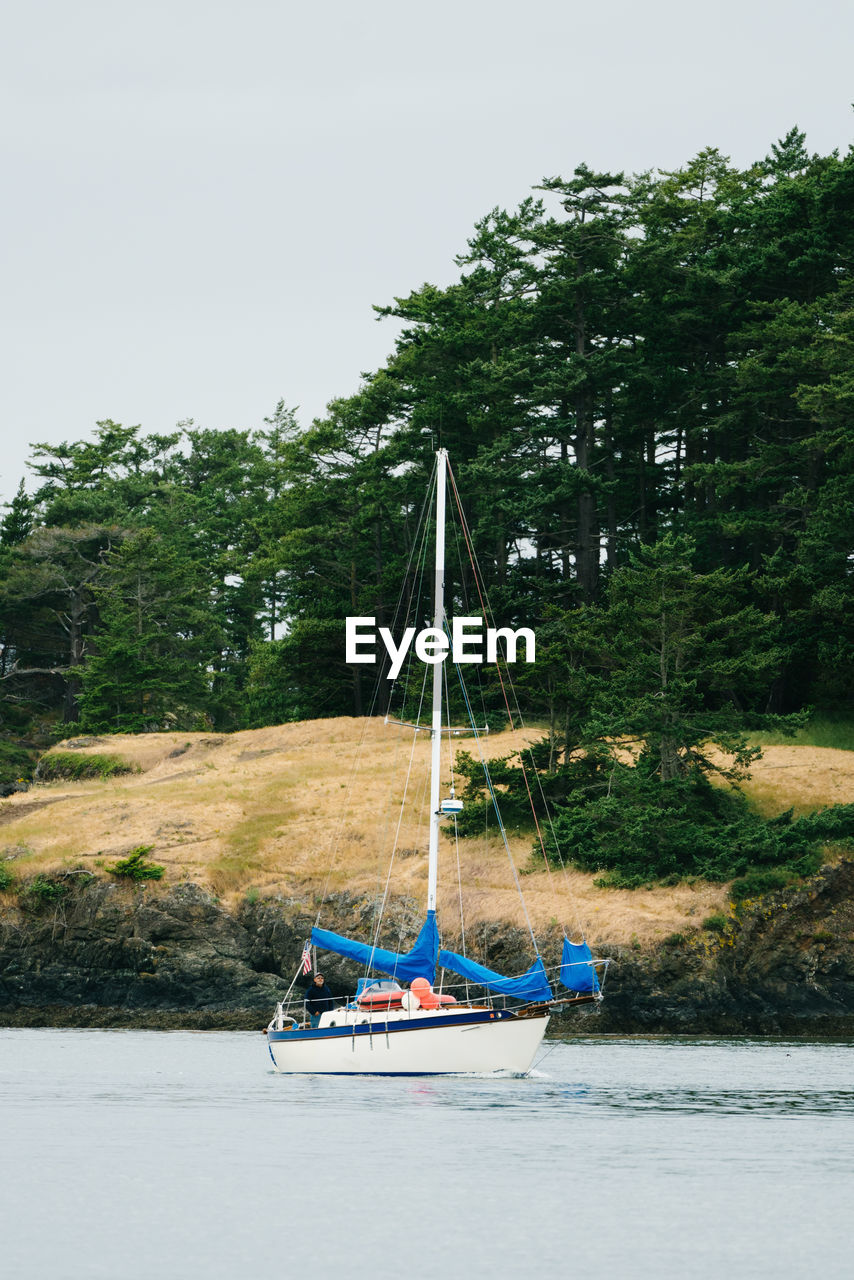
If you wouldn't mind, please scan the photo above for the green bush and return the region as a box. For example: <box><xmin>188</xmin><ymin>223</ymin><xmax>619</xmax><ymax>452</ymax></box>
<box><xmin>778</xmin><ymin>805</ymin><xmax>854</xmax><ymax>853</ymax></box>
<box><xmin>0</xmin><ymin>738</ymin><xmax>36</xmax><ymax>792</ymax></box>
<box><xmin>543</xmin><ymin>762</ymin><xmax>854</xmax><ymax>888</ymax></box>
<box><xmin>702</xmin><ymin>913</ymin><xmax>729</xmax><ymax>933</ymax></box>
<box><xmin>23</xmin><ymin>876</ymin><xmax>68</xmax><ymax>908</ymax></box>
<box><xmin>452</xmin><ymin>744</ymin><xmax>599</xmax><ymax>837</ymax></box>
<box><xmin>593</xmin><ymin>870</ymin><xmax>653</xmax><ymax>890</ymax></box>
<box><xmin>0</xmin><ymin>863</ymin><xmax>14</xmax><ymax>891</ymax></box>
<box><xmin>36</xmin><ymin>752</ymin><xmax>139</xmax><ymax>783</ymax></box>
<box><xmin>730</xmin><ymin>868</ymin><xmax>793</xmax><ymax>901</ymax></box>
<box><xmin>106</xmin><ymin>845</ymin><xmax>165</xmax><ymax>881</ymax></box>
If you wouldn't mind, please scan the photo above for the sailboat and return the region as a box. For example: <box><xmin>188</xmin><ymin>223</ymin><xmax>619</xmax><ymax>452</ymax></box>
<box><xmin>266</xmin><ymin>449</ymin><xmax>605</xmax><ymax>1075</ymax></box>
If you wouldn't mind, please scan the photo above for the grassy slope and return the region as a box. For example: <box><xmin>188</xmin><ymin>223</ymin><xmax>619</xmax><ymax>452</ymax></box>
<box><xmin>0</xmin><ymin>719</ymin><xmax>850</xmax><ymax>946</ymax></box>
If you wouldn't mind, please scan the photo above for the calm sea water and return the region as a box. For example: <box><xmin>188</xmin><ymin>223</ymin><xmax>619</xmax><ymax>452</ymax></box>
<box><xmin>1</xmin><ymin>1030</ymin><xmax>851</xmax><ymax>1279</ymax></box>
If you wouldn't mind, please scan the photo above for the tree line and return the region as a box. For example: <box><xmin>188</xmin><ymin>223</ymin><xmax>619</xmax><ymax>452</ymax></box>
<box><xmin>2</xmin><ymin>127</ymin><xmax>853</xmax><ymax>880</ymax></box>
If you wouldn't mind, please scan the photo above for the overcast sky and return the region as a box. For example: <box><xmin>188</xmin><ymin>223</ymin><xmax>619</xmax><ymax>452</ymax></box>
<box><xmin>1</xmin><ymin>0</ymin><xmax>852</xmax><ymax>504</ymax></box>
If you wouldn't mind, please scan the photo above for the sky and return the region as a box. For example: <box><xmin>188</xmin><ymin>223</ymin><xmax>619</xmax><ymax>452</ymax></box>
<box><xmin>1</xmin><ymin>0</ymin><xmax>852</xmax><ymax>504</ymax></box>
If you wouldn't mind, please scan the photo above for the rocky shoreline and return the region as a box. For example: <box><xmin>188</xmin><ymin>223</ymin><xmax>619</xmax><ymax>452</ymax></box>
<box><xmin>2</xmin><ymin>861</ymin><xmax>853</xmax><ymax>1036</ymax></box>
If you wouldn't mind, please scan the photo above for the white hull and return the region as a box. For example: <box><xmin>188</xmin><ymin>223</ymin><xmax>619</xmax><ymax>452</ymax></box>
<box><xmin>267</xmin><ymin>1009</ymin><xmax>549</xmax><ymax>1076</ymax></box>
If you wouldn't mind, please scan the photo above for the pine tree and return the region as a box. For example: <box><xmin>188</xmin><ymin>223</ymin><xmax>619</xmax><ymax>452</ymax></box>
<box><xmin>0</xmin><ymin>481</ymin><xmax>35</xmax><ymax>548</ymax></box>
<box><xmin>587</xmin><ymin>534</ymin><xmax>782</xmax><ymax>782</ymax></box>
<box><xmin>78</xmin><ymin>530</ymin><xmax>217</xmax><ymax>732</ymax></box>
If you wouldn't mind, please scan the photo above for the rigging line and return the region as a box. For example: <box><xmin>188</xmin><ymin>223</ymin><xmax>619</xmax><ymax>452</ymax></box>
<box><xmin>444</xmin><ymin>648</ymin><xmax>471</xmax><ymax>997</ymax></box>
<box><xmin>493</xmin><ymin>665</ymin><xmax>588</xmax><ymax>942</ymax></box>
<box><xmin>387</xmin><ymin>465</ymin><xmax>437</xmax><ymax>641</ymax></box>
<box><xmin>393</xmin><ymin>535</ymin><xmax>431</xmax><ymax>729</ymax></box>
<box><xmin>442</xmin><ymin>648</ymin><xmax>455</xmax><ymax>793</ymax></box>
<box><xmin>452</xmin><ymin>814</ymin><xmax>467</xmax><ymax>958</ymax></box>
<box><xmin>450</xmin><ymin>815</ymin><xmax>473</xmax><ymax>1003</ymax></box>
<box><xmin>388</xmin><ymin>469</ymin><xmax>437</xmax><ymax>713</ymax></box>
<box><xmin>368</xmin><ymin>718</ymin><xmax>426</xmax><ymax>973</ymax></box>
<box><xmin>528</xmin><ymin>1039</ymin><xmax>562</xmax><ymax>1076</ymax></box>
<box><xmin>453</xmin><ymin>658</ymin><xmax>540</xmax><ymax>953</ymax></box>
<box><xmin>525</xmin><ymin>759</ymin><xmax>587</xmax><ymax>944</ymax></box>
<box><xmin>369</xmin><ymin>715</ymin><xmax>416</xmax><ymax>946</ymax></box>
<box><xmin>389</xmin><ymin>464</ymin><xmax>436</xmax><ymax>627</ymax></box>
<box><xmin>348</xmin><ymin>461</ymin><xmax>433</xmax><ymax>742</ymax></box>
<box><xmin>495</xmin><ymin>667</ymin><xmax>589</xmax><ymax>940</ymax></box>
<box><xmin>359</xmin><ymin>473</ymin><xmax>436</xmax><ymax>942</ymax></box>
<box><xmin>312</xmin><ymin>479</ymin><xmax>437</xmax><ymax>936</ymax></box>
<box><xmin>367</xmin><ymin>660</ymin><xmax>430</xmax><ymax>968</ymax></box>
<box><xmin>275</xmin><ymin>954</ymin><xmax>309</xmax><ymax>1011</ymax></box>
<box><xmin>449</xmin><ymin>499</ymin><xmax>490</xmax><ymax>727</ymax></box>
<box><xmin>370</xmin><ymin>464</ymin><xmax>436</xmax><ymax>717</ymax></box>
<box><xmin>391</xmin><ymin>462</ymin><xmax>436</xmax><ymax>645</ymax></box>
<box><xmin>315</xmin><ymin>721</ymin><xmax>408</xmax><ymax>940</ymax></box>
<box><xmin>446</xmin><ymin>460</ymin><xmax>587</xmax><ymax>944</ymax></box>
<box><xmin>312</xmin><ymin>711</ymin><xmax>375</xmax><ymax>931</ymax></box>
<box><xmin>365</xmin><ymin>508</ymin><xmax>435</xmax><ymax>933</ymax></box>
<box><xmin>445</xmin><ymin>463</ymin><xmax>557</xmax><ymax>867</ymax></box>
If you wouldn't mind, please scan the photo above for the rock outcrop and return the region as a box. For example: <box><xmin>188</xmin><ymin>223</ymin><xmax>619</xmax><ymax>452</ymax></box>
<box><xmin>2</xmin><ymin>862</ymin><xmax>853</xmax><ymax>1034</ymax></box>
<box><xmin>564</xmin><ymin>859</ymin><xmax>854</xmax><ymax>1036</ymax></box>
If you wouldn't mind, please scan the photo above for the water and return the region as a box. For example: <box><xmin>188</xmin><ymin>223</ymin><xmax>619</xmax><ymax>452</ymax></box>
<box><xmin>1</xmin><ymin>1031</ymin><xmax>852</xmax><ymax>1279</ymax></box>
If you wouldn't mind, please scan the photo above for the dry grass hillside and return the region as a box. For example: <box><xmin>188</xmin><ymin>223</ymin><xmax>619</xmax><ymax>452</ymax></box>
<box><xmin>1</xmin><ymin>719</ymin><xmax>851</xmax><ymax>946</ymax></box>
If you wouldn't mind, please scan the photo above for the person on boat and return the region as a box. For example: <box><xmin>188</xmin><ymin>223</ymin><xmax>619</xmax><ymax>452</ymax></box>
<box><xmin>305</xmin><ymin>973</ymin><xmax>336</xmax><ymax>1028</ymax></box>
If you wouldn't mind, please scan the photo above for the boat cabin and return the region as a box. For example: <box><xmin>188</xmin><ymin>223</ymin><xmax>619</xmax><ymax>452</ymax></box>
<box><xmin>353</xmin><ymin>979</ymin><xmax>404</xmax><ymax>1011</ymax></box>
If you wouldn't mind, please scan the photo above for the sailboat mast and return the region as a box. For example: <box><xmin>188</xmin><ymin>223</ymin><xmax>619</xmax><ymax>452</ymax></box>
<box><xmin>427</xmin><ymin>448</ymin><xmax>448</xmax><ymax>914</ymax></box>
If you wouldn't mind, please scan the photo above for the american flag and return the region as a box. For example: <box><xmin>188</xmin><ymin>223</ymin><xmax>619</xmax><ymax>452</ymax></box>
<box><xmin>301</xmin><ymin>942</ymin><xmax>312</xmax><ymax>976</ymax></box>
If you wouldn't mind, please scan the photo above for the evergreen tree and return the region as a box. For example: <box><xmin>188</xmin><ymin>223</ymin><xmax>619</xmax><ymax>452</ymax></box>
<box><xmin>0</xmin><ymin>525</ymin><xmax>121</xmax><ymax>720</ymax></box>
<box><xmin>585</xmin><ymin>534</ymin><xmax>783</xmax><ymax>782</ymax></box>
<box><xmin>0</xmin><ymin>481</ymin><xmax>35</xmax><ymax>548</ymax></box>
<box><xmin>78</xmin><ymin>529</ymin><xmax>218</xmax><ymax>732</ymax></box>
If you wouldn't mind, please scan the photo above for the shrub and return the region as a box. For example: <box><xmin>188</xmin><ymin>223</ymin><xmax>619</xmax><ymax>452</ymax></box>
<box><xmin>542</xmin><ymin>763</ymin><xmax>854</xmax><ymax>889</ymax></box>
<box><xmin>23</xmin><ymin>876</ymin><xmax>69</xmax><ymax>908</ymax></box>
<box><xmin>0</xmin><ymin>738</ymin><xmax>36</xmax><ymax>792</ymax></box>
<box><xmin>778</xmin><ymin>805</ymin><xmax>854</xmax><ymax>854</ymax></box>
<box><xmin>593</xmin><ymin>871</ymin><xmax>652</xmax><ymax>890</ymax></box>
<box><xmin>106</xmin><ymin>845</ymin><xmax>165</xmax><ymax>881</ymax></box>
<box><xmin>702</xmin><ymin>913</ymin><xmax>729</xmax><ymax>933</ymax></box>
<box><xmin>730</xmin><ymin>869</ymin><xmax>792</xmax><ymax>901</ymax></box>
<box><xmin>0</xmin><ymin>863</ymin><xmax>14</xmax><ymax>891</ymax></box>
<box><xmin>36</xmin><ymin>752</ymin><xmax>139</xmax><ymax>783</ymax></box>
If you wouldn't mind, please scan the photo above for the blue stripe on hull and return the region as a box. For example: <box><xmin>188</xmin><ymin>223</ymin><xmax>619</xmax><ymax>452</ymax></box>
<box><xmin>268</xmin><ymin>1008</ymin><xmax>520</xmax><ymax>1044</ymax></box>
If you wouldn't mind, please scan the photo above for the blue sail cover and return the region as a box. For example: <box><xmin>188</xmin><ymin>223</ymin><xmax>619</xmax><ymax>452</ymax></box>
<box><xmin>559</xmin><ymin>938</ymin><xmax>600</xmax><ymax>994</ymax></box>
<box><xmin>311</xmin><ymin>910</ymin><xmax>439</xmax><ymax>984</ymax></box>
<box><xmin>438</xmin><ymin>950</ymin><xmax>553</xmax><ymax>1003</ymax></box>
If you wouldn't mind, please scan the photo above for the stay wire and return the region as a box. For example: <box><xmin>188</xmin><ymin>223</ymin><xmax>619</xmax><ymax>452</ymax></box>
<box><xmin>453</xmin><ymin>658</ymin><xmax>539</xmax><ymax>953</ymax></box>
<box><xmin>367</xmin><ymin>493</ymin><xmax>435</xmax><ymax>961</ymax></box>
<box><xmin>312</xmin><ymin>463</ymin><xmax>436</xmax><ymax>937</ymax></box>
<box><xmin>446</xmin><ymin>457</ymin><xmax>588</xmax><ymax>946</ymax></box>
<box><xmin>368</xmin><ymin>662</ymin><xmax>430</xmax><ymax>967</ymax></box>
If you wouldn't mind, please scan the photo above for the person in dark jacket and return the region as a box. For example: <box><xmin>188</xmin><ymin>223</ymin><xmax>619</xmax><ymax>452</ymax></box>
<box><xmin>305</xmin><ymin>973</ymin><xmax>336</xmax><ymax>1027</ymax></box>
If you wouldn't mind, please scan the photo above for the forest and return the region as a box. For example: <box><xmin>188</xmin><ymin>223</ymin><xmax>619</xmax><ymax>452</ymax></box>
<box><xmin>1</xmin><ymin>128</ymin><xmax>853</xmax><ymax>886</ymax></box>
